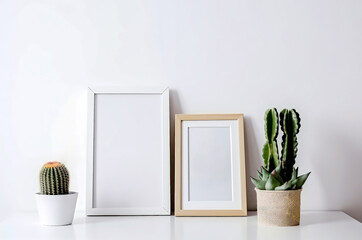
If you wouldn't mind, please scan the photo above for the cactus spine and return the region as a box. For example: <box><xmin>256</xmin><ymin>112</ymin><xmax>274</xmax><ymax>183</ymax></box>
<box><xmin>40</xmin><ymin>162</ymin><xmax>69</xmax><ymax>195</ymax></box>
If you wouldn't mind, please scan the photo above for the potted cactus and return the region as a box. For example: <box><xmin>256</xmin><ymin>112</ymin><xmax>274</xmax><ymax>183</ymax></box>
<box><xmin>35</xmin><ymin>162</ymin><xmax>78</xmax><ymax>226</ymax></box>
<box><xmin>251</xmin><ymin>108</ymin><xmax>310</xmax><ymax>226</ymax></box>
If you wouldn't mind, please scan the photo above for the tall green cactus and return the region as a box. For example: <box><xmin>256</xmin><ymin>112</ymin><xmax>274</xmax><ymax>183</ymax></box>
<box><xmin>280</xmin><ymin>109</ymin><xmax>301</xmax><ymax>181</ymax></box>
<box><xmin>262</xmin><ymin>108</ymin><xmax>279</xmax><ymax>172</ymax></box>
<box><xmin>251</xmin><ymin>108</ymin><xmax>310</xmax><ymax>191</ymax></box>
<box><xmin>39</xmin><ymin>162</ymin><xmax>69</xmax><ymax>195</ymax></box>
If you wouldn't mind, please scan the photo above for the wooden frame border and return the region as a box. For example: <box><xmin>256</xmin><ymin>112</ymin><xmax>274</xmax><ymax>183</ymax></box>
<box><xmin>86</xmin><ymin>86</ymin><xmax>170</xmax><ymax>215</ymax></box>
<box><xmin>175</xmin><ymin>114</ymin><xmax>247</xmax><ymax>216</ymax></box>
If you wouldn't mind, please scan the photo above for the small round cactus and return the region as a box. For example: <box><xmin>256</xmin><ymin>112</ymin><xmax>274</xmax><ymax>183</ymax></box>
<box><xmin>39</xmin><ymin>161</ymin><xmax>69</xmax><ymax>195</ymax></box>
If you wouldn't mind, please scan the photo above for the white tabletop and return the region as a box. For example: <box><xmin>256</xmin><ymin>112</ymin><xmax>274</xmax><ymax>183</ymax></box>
<box><xmin>0</xmin><ymin>211</ymin><xmax>361</xmax><ymax>240</ymax></box>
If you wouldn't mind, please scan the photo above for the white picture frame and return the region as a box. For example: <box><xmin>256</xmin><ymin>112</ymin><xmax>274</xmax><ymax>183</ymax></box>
<box><xmin>87</xmin><ymin>86</ymin><xmax>170</xmax><ymax>215</ymax></box>
<box><xmin>175</xmin><ymin>114</ymin><xmax>247</xmax><ymax>216</ymax></box>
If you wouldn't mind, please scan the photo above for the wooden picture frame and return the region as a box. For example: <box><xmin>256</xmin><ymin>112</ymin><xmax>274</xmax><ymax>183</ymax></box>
<box><xmin>87</xmin><ymin>86</ymin><xmax>170</xmax><ymax>215</ymax></box>
<box><xmin>175</xmin><ymin>114</ymin><xmax>247</xmax><ymax>216</ymax></box>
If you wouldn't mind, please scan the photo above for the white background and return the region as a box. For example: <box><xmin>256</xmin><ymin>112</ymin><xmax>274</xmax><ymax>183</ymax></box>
<box><xmin>1</xmin><ymin>0</ymin><xmax>361</xmax><ymax>222</ymax></box>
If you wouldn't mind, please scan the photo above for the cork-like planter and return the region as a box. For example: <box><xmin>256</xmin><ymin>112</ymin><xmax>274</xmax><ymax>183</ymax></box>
<box><xmin>256</xmin><ymin>188</ymin><xmax>302</xmax><ymax>226</ymax></box>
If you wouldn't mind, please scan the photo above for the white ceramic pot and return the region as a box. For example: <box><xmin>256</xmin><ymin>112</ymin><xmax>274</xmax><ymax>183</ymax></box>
<box><xmin>35</xmin><ymin>191</ymin><xmax>78</xmax><ymax>226</ymax></box>
<box><xmin>256</xmin><ymin>188</ymin><xmax>302</xmax><ymax>226</ymax></box>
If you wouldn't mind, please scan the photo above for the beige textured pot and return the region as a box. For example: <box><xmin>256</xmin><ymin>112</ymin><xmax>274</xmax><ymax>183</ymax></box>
<box><xmin>256</xmin><ymin>188</ymin><xmax>302</xmax><ymax>226</ymax></box>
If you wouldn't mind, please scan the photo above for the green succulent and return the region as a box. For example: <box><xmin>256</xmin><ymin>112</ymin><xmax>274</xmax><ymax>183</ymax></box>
<box><xmin>262</xmin><ymin>108</ymin><xmax>279</xmax><ymax>172</ymax></box>
<box><xmin>39</xmin><ymin>161</ymin><xmax>70</xmax><ymax>195</ymax></box>
<box><xmin>251</xmin><ymin>108</ymin><xmax>310</xmax><ymax>191</ymax></box>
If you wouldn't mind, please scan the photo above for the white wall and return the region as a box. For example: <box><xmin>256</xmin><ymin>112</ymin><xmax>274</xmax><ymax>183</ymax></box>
<box><xmin>1</xmin><ymin>0</ymin><xmax>362</xmax><ymax>221</ymax></box>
